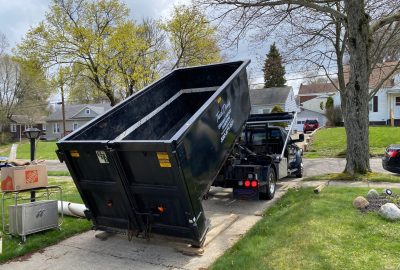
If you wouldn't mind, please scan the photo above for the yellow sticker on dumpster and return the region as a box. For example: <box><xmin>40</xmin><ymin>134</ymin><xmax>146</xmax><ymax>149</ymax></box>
<box><xmin>216</xmin><ymin>96</ymin><xmax>222</xmax><ymax>104</ymax></box>
<box><xmin>70</xmin><ymin>150</ymin><xmax>80</xmax><ymax>158</ymax></box>
<box><xmin>159</xmin><ymin>161</ymin><xmax>172</xmax><ymax>168</ymax></box>
<box><xmin>157</xmin><ymin>152</ymin><xmax>169</xmax><ymax>160</ymax></box>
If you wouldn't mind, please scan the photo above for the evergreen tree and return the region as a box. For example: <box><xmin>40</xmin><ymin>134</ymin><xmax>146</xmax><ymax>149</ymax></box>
<box><xmin>263</xmin><ymin>43</ymin><xmax>286</xmax><ymax>88</ymax></box>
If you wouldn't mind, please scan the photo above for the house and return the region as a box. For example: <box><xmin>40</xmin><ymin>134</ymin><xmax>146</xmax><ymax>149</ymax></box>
<box><xmin>294</xmin><ymin>108</ymin><xmax>327</xmax><ymax>132</ymax></box>
<box><xmin>249</xmin><ymin>86</ymin><xmax>298</xmax><ymax>114</ymax></box>
<box><xmin>299</xmin><ymin>62</ymin><xmax>400</xmax><ymax>126</ymax></box>
<box><xmin>297</xmin><ymin>82</ymin><xmax>338</xmax><ymax>104</ymax></box>
<box><xmin>294</xmin><ymin>96</ymin><xmax>329</xmax><ymax>132</ymax></box>
<box><xmin>6</xmin><ymin>115</ymin><xmax>46</xmax><ymax>142</ymax></box>
<box><xmin>46</xmin><ymin>103</ymin><xmax>111</xmax><ymax>140</ymax></box>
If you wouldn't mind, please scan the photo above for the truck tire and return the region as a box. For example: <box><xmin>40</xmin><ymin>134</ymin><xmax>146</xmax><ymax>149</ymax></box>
<box><xmin>260</xmin><ymin>169</ymin><xmax>276</xmax><ymax>200</ymax></box>
<box><xmin>296</xmin><ymin>163</ymin><xmax>304</xmax><ymax>178</ymax></box>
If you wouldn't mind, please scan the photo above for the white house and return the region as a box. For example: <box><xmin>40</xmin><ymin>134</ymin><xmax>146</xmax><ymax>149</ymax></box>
<box><xmin>249</xmin><ymin>86</ymin><xmax>298</xmax><ymax>114</ymax></box>
<box><xmin>298</xmin><ymin>62</ymin><xmax>400</xmax><ymax>126</ymax></box>
<box><xmin>294</xmin><ymin>96</ymin><xmax>329</xmax><ymax>131</ymax></box>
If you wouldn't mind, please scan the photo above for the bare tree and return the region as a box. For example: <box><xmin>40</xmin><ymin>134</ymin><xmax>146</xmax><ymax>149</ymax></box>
<box><xmin>197</xmin><ymin>0</ymin><xmax>400</xmax><ymax>175</ymax></box>
<box><xmin>0</xmin><ymin>32</ymin><xmax>8</xmax><ymax>56</ymax></box>
<box><xmin>0</xmin><ymin>56</ymin><xmax>22</xmax><ymax>124</ymax></box>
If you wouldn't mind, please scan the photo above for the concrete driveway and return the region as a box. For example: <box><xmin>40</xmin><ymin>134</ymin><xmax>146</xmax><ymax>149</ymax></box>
<box><xmin>2</xmin><ymin>185</ymin><xmax>291</xmax><ymax>270</ymax></box>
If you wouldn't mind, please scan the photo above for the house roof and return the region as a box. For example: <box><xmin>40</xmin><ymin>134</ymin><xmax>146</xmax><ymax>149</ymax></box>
<box><xmin>249</xmin><ymin>86</ymin><xmax>292</xmax><ymax>106</ymax></box>
<box><xmin>10</xmin><ymin>115</ymin><xmax>46</xmax><ymax>124</ymax></box>
<box><xmin>343</xmin><ymin>61</ymin><xmax>400</xmax><ymax>88</ymax></box>
<box><xmin>299</xmin><ymin>61</ymin><xmax>400</xmax><ymax>95</ymax></box>
<box><xmin>298</xmin><ymin>83</ymin><xmax>338</xmax><ymax>95</ymax></box>
<box><xmin>46</xmin><ymin>103</ymin><xmax>111</xmax><ymax>122</ymax></box>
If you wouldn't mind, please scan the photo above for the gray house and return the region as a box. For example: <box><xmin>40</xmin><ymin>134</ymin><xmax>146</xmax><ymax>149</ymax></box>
<box><xmin>46</xmin><ymin>103</ymin><xmax>111</xmax><ymax>140</ymax></box>
<box><xmin>249</xmin><ymin>86</ymin><xmax>298</xmax><ymax>114</ymax></box>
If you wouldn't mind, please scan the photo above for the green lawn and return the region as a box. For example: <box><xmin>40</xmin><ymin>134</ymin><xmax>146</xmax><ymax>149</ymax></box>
<box><xmin>16</xmin><ymin>141</ymin><xmax>58</xmax><ymax>160</ymax></box>
<box><xmin>212</xmin><ymin>187</ymin><xmax>400</xmax><ymax>270</ymax></box>
<box><xmin>305</xmin><ymin>127</ymin><xmax>400</xmax><ymax>158</ymax></box>
<box><xmin>303</xmin><ymin>172</ymin><xmax>400</xmax><ymax>182</ymax></box>
<box><xmin>0</xmin><ymin>143</ymin><xmax>13</xmax><ymax>158</ymax></box>
<box><xmin>0</xmin><ymin>177</ymin><xmax>90</xmax><ymax>263</ymax></box>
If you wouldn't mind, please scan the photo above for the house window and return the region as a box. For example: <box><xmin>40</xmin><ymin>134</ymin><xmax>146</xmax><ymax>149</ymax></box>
<box><xmin>73</xmin><ymin>122</ymin><xmax>78</xmax><ymax>130</ymax></box>
<box><xmin>396</xmin><ymin>97</ymin><xmax>400</xmax><ymax>106</ymax></box>
<box><xmin>262</xmin><ymin>108</ymin><xmax>271</xmax><ymax>114</ymax></box>
<box><xmin>53</xmin><ymin>123</ymin><xmax>60</xmax><ymax>134</ymax></box>
<box><xmin>369</xmin><ymin>96</ymin><xmax>379</xmax><ymax>112</ymax></box>
<box><xmin>85</xmin><ymin>109</ymin><xmax>90</xmax><ymax>115</ymax></box>
<box><xmin>10</xmin><ymin>123</ymin><xmax>17</xmax><ymax>133</ymax></box>
<box><xmin>42</xmin><ymin>124</ymin><xmax>46</xmax><ymax>131</ymax></box>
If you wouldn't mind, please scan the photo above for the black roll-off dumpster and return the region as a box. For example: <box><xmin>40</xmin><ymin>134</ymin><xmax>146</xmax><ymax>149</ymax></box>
<box><xmin>56</xmin><ymin>60</ymin><xmax>251</xmax><ymax>246</ymax></box>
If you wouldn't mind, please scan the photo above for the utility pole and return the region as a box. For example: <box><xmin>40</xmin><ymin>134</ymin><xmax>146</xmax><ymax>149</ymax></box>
<box><xmin>61</xmin><ymin>82</ymin><xmax>66</xmax><ymax>137</ymax></box>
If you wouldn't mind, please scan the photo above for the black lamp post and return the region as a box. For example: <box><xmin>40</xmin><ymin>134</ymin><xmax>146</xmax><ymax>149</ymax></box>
<box><xmin>23</xmin><ymin>127</ymin><xmax>42</xmax><ymax>202</ymax></box>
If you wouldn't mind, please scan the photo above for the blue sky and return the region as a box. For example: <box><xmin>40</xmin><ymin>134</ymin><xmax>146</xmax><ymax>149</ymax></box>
<box><xmin>0</xmin><ymin>0</ymin><xmax>303</xmax><ymax>92</ymax></box>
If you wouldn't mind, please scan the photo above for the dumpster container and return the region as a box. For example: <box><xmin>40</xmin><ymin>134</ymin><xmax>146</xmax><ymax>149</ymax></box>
<box><xmin>56</xmin><ymin>60</ymin><xmax>251</xmax><ymax>246</ymax></box>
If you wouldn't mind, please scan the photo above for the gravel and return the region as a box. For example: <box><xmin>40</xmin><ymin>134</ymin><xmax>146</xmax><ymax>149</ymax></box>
<box><xmin>360</xmin><ymin>195</ymin><xmax>400</xmax><ymax>213</ymax></box>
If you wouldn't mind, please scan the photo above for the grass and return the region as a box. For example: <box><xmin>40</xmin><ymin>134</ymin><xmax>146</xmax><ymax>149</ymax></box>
<box><xmin>303</xmin><ymin>172</ymin><xmax>400</xmax><ymax>183</ymax></box>
<box><xmin>304</xmin><ymin>127</ymin><xmax>400</xmax><ymax>158</ymax></box>
<box><xmin>0</xmin><ymin>143</ymin><xmax>13</xmax><ymax>158</ymax></box>
<box><xmin>17</xmin><ymin>141</ymin><xmax>58</xmax><ymax>160</ymax></box>
<box><xmin>0</xmin><ymin>177</ymin><xmax>90</xmax><ymax>264</ymax></box>
<box><xmin>211</xmin><ymin>187</ymin><xmax>400</xmax><ymax>270</ymax></box>
<box><xmin>48</xmin><ymin>171</ymin><xmax>71</xmax><ymax>177</ymax></box>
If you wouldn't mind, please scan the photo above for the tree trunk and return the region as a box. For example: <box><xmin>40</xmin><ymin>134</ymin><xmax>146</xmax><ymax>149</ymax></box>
<box><xmin>342</xmin><ymin>0</ymin><xmax>371</xmax><ymax>175</ymax></box>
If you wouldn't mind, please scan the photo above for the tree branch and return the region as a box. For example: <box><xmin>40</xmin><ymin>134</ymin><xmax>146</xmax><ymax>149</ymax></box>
<box><xmin>370</xmin><ymin>11</ymin><xmax>400</xmax><ymax>33</ymax></box>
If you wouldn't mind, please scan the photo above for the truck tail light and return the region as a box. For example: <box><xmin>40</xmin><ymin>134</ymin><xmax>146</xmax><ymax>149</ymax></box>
<box><xmin>251</xmin><ymin>180</ymin><xmax>258</xmax><ymax>188</ymax></box>
<box><xmin>244</xmin><ymin>180</ymin><xmax>251</xmax><ymax>187</ymax></box>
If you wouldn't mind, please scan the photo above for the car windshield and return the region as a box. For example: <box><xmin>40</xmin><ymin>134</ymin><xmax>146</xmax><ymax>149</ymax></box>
<box><xmin>305</xmin><ymin>120</ymin><xmax>318</xmax><ymax>124</ymax></box>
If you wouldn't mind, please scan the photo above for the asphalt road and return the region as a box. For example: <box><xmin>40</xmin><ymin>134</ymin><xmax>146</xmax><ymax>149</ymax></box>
<box><xmin>303</xmin><ymin>158</ymin><xmax>386</xmax><ymax>176</ymax></box>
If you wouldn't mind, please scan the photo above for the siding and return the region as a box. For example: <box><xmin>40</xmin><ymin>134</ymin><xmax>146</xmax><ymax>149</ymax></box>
<box><xmin>369</xmin><ymin>89</ymin><xmax>388</xmax><ymax>122</ymax></box>
<box><xmin>294</xmin><ymin>109</ymin><xmax>327</xmax><ymax>132</ymax></box>
<box><xmin>284</xmin><ymin>90</ymin><xmax>298</xmax><ymax>112</ymax></box>
<box><xmin>46</xmin><ymin>120</ymin><xmax>88</xmax><ymax>140</ymax></box>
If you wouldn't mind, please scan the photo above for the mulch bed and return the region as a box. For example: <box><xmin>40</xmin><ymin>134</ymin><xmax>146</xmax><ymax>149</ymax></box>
<box><xmin>360</xmin><ymin>194</ymin><xmax>400</xmax><ymax>213</ymax></box>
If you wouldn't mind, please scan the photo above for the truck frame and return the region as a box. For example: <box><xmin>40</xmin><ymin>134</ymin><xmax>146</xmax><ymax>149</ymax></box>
<box><xmin>213</xmin><ymin>112</ymin><xmax>304</xmax><ymax>200</ymax></box>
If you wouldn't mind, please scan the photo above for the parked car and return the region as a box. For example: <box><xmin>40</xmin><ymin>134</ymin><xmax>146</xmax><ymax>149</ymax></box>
<box><xmin>303</xmin><ymin>119</ymin><xmax>319</xmax><ymax>133</ymax></box>
<box><xmin>382</xmin><ymin>145</ymin><xmax>400</xmax><ymax>173</ymax></box>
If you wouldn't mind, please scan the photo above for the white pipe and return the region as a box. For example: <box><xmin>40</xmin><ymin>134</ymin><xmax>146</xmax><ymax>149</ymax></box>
<box><xmin>58</xmin><ymin>201</ymin><xmax>87</xmax><ymax>217</ymax></box>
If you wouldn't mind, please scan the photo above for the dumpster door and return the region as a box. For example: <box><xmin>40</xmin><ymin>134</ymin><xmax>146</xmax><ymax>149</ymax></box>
<box><xmin>57</xmin><ymin>141</ymin><xmax>142</xmax><ymax>232</ymax></box>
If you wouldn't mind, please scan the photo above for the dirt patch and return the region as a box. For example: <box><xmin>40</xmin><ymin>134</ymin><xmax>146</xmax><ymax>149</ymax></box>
<box><xmin>360</xmin><ymin>194</ymin><xmax>400</xmax><ymax>213</ymax></box>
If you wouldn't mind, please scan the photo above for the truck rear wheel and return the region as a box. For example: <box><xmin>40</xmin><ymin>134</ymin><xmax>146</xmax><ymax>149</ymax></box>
<box><xmin>260</xmin><ymin>169</ymin><xmax>276</xmax><ymax>200</ymax></box>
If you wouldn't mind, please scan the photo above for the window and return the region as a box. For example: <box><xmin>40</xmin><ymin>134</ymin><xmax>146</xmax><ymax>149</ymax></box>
<box><xmin>10</xmin><ymin>123</ymin><xmax>17</xmax><ymax>133</ymax></box>
<box><xmin>42</xmin><ymin>124</ymin><xmax>46</xmax><ymax>131</ymax></box>
<box><xmin>251</xmin><ymin>131</ymin><xmax>266</xmax><ymax>146</ymax></box>
<box><xmin>85</xmin><ymin>108</ymin><xmax>90</xmax><ymax>114</ymax></box>
<box><xmin>263</xmin><ymin>108</ymin><xmax>271</xmax><ymax>114</ymax></box>
<box><xmin>53</xmin><ymin>123</ymin><xmax>60</xmax><ymax>134</ymax></box>
<box><xmin>369</xmin><ymin>96</ymin><xmax>379</xmax><ymax>112</ymax></box>
<box><xmin>73</xmin><ymin>122</ymin><xmax>78</xmax><ymax>130</ymax></box>
<box><xmin>396</xmin><ymin>97</ymin><xmax>400</xmax><ymax>106</ymax></box>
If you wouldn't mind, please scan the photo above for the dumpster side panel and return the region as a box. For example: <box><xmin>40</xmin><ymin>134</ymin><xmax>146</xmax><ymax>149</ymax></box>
<box><xmin>56</xmin><ymin>142</ymin><xmax>141</xmax><ymax>231</ymax></box>
<box><xmin>176</xmin><ymin>69</ymin><xmax>250</xmax><ymax>203</ymax></box>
